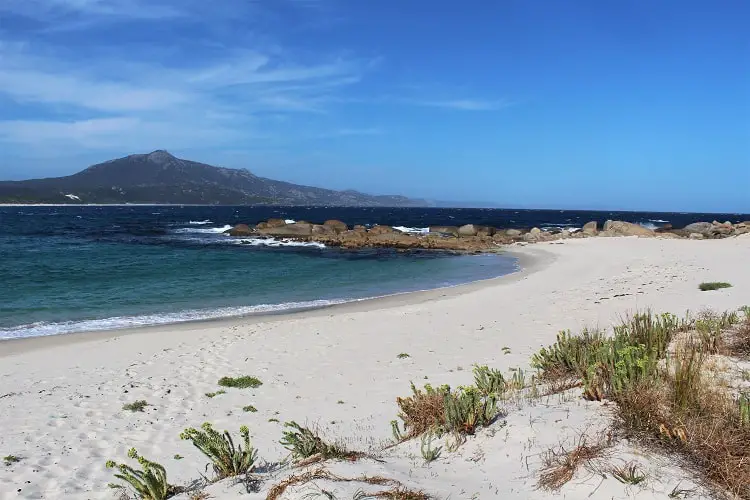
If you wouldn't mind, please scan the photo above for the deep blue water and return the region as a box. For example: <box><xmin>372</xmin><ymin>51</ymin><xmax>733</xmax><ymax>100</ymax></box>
<box><xmin>1</xmin><ymin>205</ymin><xmax>747</xmax><ymax>340</ymax></box>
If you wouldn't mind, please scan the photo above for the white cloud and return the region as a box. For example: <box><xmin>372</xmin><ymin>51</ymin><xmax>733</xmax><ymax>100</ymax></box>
<box><xmin>415</xmin><ymin>99</ymin><xmax>513</xmax><ymax>111</ymax></box>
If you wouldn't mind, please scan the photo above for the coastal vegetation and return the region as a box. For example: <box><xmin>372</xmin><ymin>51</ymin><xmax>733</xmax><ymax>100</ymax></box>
<box><xmin>3</xmin><ymin>455</ymin><xmax>21</xmax><ymax>466</ymax></box>
<box><xmin>104</xmin><ymin>307</ymin><xmax>750</xmax><ymax>499</ymax></box>
<box><xmin>122</xmin><ymin>400</ymin><xmax>149</xmax><ymax>412</ymax></box>
<box><xmin>217</xmin><ymin>375</ymin><xmax>263</xmax><ymax>389</ymax></box>
<box><xmin>699</xmin><ymin>281</ymin><xmax>733</xmax><ymax>291</ymax></box>
<box><xmin>179</xmin><ymin>423</ymin><xmax>257</xmax><ymax>480</ymax></box>
<box><xmin>204</xmin><ymin>390</ymin><xmax>225</xmax><ymax>398</ymax></box>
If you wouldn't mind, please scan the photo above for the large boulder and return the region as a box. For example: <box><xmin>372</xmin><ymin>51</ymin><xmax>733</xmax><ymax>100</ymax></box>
<box><xmin>266</xmin><ymin>218</ymin><xmax>287</xmax><ymax>228</ymax></box>
<box><xmin>312</xmin><ymin>224</ymin><xmax>335</xmax><ymax>235</ymax></box>
<box><xmin>369</xmin><ymin>225</ymin><xmax>396</xmax><ymax>235</ymax></box>
<box><xmin>323</xmin><ymin>220</ymin><xmax>348</xmax><ymax>233</ymax></box>
<box><xmin>683</xmin><ymin>222</ymin><xmax>713</xmax><ymax>236</ymax></box>
<box><xmin>505</xmin><ymin>229</ymin><xmax>522</xmax><ymax>237</ymax></box>
<box><xmin>530</xmin><ymin>227</ymin><xmax>542</xmax><ymax>235</ymax></box>
<box><xmin>476</xmin><ymin>226</ymin><xmax>496</xmax><ymax>237</ymax></box>
<box><xmin>458</xmin><ymin>224</ymin><xmax>479</xmax><ymax>237</ymax></box>
<box><xmin>227</xmin><ymin>224</ymin><xmax>254</xmax><ymax>236</ymax></box>
<box><xmin>689</xmin><ymin>232</ymin><xmax>705</xmax><ymax>240</ymax></box>
<box><xmin>582</xmin><ymin>221</ymin><xmax>598</xmax><ymax>236</ymax></box>
<box><xmin>258</xmin><ymin>222</ymin><xmax>313</xmax><ymax>237</ymax></box>
<box><xmin>352</xmin><ymin>225</ymin><xmax>367</xmax><ymax>233</ymax></box>
<box><xmin>429</xmin><ymin>226</ymin><xmax>460</xmax><ymax>237</ymax></box>
<box><xmin>603</xmin><ymin>220</ymin><xmax>654</xmax><ymax>237</ymax></box>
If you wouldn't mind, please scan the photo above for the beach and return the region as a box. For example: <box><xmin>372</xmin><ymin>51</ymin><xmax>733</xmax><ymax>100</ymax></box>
<box><xmin>2</xmin><ymin>235</ymin><xmax>749</xmax><ymax>499</ymax></box>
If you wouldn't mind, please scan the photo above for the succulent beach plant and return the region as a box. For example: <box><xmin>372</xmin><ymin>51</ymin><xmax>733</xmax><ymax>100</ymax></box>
<box><xmin>180</xmin><ymin>423</ymin><xmax>257</xmax><ymax>479</ymax></box>
<box><xmin>106</xmin><ymin>448</ymin><xmax>175</xmax><ymax>500</ymax></box>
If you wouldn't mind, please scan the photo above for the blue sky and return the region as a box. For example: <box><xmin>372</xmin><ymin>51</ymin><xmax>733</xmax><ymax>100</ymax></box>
<box><xmin>0</xmin><ymin>0</ymin><xmax>748</xmax><ymax>212</ymax></box>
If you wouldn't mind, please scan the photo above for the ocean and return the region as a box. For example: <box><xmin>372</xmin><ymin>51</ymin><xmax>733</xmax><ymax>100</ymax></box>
<box><xmin>1</xmin><ymin>205</ymin><xmax>748</xmax><ymax>340</ymax></box>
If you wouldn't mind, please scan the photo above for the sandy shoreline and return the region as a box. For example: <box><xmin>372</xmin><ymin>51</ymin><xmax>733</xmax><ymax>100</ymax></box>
<box><xmin>2</xmin><ymin>236</ymin><xmax>749</xmax><ymax>499</ymax></box>
<box><xmin>0</xmin><ymin>248</ymin><xmax>548</xmax><ymax>358</ymax></box>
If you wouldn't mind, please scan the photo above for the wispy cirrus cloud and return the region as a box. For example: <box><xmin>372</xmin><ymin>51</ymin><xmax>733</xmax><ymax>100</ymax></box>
<box><xmin>413</xmin><ymin>98</ymin><xmax>514</xmax><ymax>111</ymax></box>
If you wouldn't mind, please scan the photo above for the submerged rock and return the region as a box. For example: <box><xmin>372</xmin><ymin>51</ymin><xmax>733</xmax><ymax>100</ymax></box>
<box><xmin>257</xmin><ymin>222</ymin><xmax>313</xmax><ymax>237</ymax></box>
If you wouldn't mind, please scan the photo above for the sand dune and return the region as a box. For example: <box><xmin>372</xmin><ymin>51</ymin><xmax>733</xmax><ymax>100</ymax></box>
<box><xmin>2</xmin><ymin>236</ymin><xmax>749</xmax><ymax>499</ymax></box>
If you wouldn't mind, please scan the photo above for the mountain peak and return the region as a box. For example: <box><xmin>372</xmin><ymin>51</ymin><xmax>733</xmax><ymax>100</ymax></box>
<box><xmin>146</xmin><ymin>150</ymin><xmax>177</xmax><ymax>164</ymax></box>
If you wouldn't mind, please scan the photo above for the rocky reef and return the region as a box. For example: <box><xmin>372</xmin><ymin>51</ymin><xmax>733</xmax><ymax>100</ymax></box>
<box><xmin>225</xmin><ymin>219</ymin><xmax>750</xmax><ymax>252</ymax></box>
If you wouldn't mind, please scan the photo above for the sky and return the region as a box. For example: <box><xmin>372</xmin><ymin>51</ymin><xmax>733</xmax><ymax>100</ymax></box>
<box><xmin>0</xmin><ymin>0</ymin><xmax>748</xmax><ymax>212</ymax></box>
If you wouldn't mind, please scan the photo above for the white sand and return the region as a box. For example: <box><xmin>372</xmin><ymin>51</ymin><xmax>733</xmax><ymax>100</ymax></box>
<box><xmin>1</xmin><ymin>236</ymin><xmax>749</xmax><ymax>499</ymax></box>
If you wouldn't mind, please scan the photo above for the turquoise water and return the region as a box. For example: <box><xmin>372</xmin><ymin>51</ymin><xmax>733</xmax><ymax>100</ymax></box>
<box><xmin>0</xmin><ymin>206</ymin><xmax>518</xmax><ymax>339</ymax></box>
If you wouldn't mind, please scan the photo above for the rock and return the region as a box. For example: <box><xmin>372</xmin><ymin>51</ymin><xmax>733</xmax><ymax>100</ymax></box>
<box><xmin>582</xmin><ymin>221</ymin><xmax>598</xmax><ymax>235</ymax></box>
<box><xmin>689</xmin><ymin>232</ymin><xmax>704</xmax><ymax>240</ymax></box>
<box><xmin>312</xmin><ymin>224</ymin><xmax>335</xmax><ymax>235</ymax></box>
<box><xmin>684</xmin><ymin>222</ymin><xmax>713</xmax><ymax>236</ymax></box>
<box><xmin>266</xmin><ymin>218</ymin><xmax>287</xmax><ymax>228</ymax></box>
<box><xmin>227</xmin><ymin>224</ymin><xmax>254</xmax><ymax>236</ymax></box>
<box><xmin>458</xmin><ymin>224</ymin><xmax>479</xmax><ymax>237</ymax></box>
<box><xmin>369</xmin><ymin>225</ymin><xmax>396</xmax><ymax>235</ymax></box>
<box><xmin>602</xmin><ymin>220</ymin><xmax>654</xmax><ymax>237</ymax></box>
<box><xmin>429</xmin><ymin>226</ymin><xmax>460</xmax><ymax>237</ymax></box>
<box><xmin>505</xmin><ymin>229</ymin><xmax>522</xmax><ymax>237</ymax></box>
<box><xmin>711</xmin><ymin>221</ymin><xmax>734</xmax><ymax>236</ymax></box>
<box><xmin>476</xmin><ymin>226</ymin><xmax>496</xmax><ymax>237</ymax></box>
<box><xmin>323</xmin><ymin>220</ymin><xmax>348</xmax><ymax>233</ymax></box>
<box><xmin>257</xmin><ymin>222</ymin><xmax>313</xmax><ymax>237</ymax></box>
<box><xmin>654</xmin><ymin>224</ymin><xmax>674</xmax><ymax>233</ymax></box>
<box><xmin>352</xmin><ymin>225</ymin><xmax>367</xmax><ymax>233</ymax></box>
<box><xmin>530</xmin><ymin>227</ymin><xmax>542</xmax><ymax>235</ymax></box>
<box><xmin>523</xmin><ymin>232</ymin><xmax>541</xmax><ymax>242</ymax></box>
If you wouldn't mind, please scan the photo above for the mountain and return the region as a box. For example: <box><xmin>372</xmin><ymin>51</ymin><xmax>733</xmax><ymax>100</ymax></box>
<box><xmin>0</xmin><ymin>151</ymin><xmax>430</xmax><ymax>206</ymax></box>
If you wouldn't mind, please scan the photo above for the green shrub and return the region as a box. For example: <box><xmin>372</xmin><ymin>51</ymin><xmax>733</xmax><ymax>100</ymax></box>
<box><xmin>699</xmin><ymin>282</ymin><xmax>732</xmax><ymax>291</ymax></box>
<box><xmin>443</xmin><ymin>386</ymin><xmax>497</xmax><ymax>435</ymax></box>
<box><xmin>179</xmin><ymin>423</ymin><xmax>257</xmax><ymax>479</ymax></box>
<box><xmin>394</xmin><ymin>383</ymin><xmax>450</xmax><ymax>441</ymax></box>
<box><xmin>473</xmin><ymin>365</ymin><xmax>505</xmax><ymax>396</ymax></box>
<box><xmin>123</xmin><ymin>400</ymin><xmax>149</xmax><ymax>412</ymax></box>
<box><xmin>217</xmin><ymin>376</ymin><xmax>263</xmax><ymax>389</ymax></box>
<box><xmin>614</xmin><ymin>312</ymin><xmax>683</xmax><ymax>358</ymax></box>
<box><xmin>280</xmin><ymin>421</ymin><xmax>358</xmax><ymax>461</ymax></box>
<box><xmin>106</xmin><ymin>448</ymin><xmax>176</xmax><ymax>500</ymax></box>
<box><xmin>242</xmin><ymin>405</ymin><xmax>257</xmax><ymax>413</ymax></box>
<box><xmin>397</xmin><ymin>353</ymin><xmax>410</xmax><ymax>359</ymax></box>
<box><xmin>532</xmin><ymin>329</ymin><xmax>606</xmax><ymax>379</ymax></box>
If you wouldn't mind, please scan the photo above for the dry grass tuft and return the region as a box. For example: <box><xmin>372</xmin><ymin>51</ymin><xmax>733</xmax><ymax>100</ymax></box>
<box><xmin>537</xmin><ymin>434</ymin><xmax>611</xmax><ymax>491</ymax></box>
<box><xmin>393</xmin><ymin>383</ymin><xmax>448</xmax><ymax>441</ymax></box>
<box><xmin>726</xmin><ymin>315</ymin><xmax>750</xmax><ymax>356</ymax></box>
<box><xmin>266</xmin><ymin>468</ymin><xmax>431</xmax><ymax>500</ymax></box>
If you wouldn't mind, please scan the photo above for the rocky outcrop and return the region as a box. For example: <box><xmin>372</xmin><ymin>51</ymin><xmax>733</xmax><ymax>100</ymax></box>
<box><xmin>323</xmin><ymin>220</ymin><xmax>348</xmax><ymax>233</ymax></box>
<box><xmin>602</xmin><ymin>220</ymin><xmax>655</xmax><ymax>237</ymax></box>
<box><xmin>227</xmin><ymin>224</ymin><xmax>254</xmax><ymax>236</ymax></box>
<box><xmin>582</xmin><ymin>221</ymin><xmax>598</xmax><ymax>236</ymax></box>
<box><xmin>682</xmin><ymin>221</ymin><xmax>748</xmax><ymax>239</ymax></box>
<box><xmin>369</xmin><ymin>225</ymin><xmax>396</xmax><ymax>235</ymax></box>
<box><xmin>257</xmin><ymin>222</ymin><xmax>313</xmax><ymax>237</ymax></box>
<box><xmin>505</xmin><ymin>229</ymin><xmax>522</xmax><ymax>237</ymax></box>
<box><xmin>429</xmin><ymin>226</ymin><xmax>460</xmax><ymax>237</ymax></box>
<box><xmin>266</xmin><ymin>218</ymin><xmax>287</xmax><ymax>228</ymax></box>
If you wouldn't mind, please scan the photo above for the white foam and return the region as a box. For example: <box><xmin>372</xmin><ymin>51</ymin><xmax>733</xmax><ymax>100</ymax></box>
<box><xmin>0</xmin><ymin>300</ymin><xmax>348</xmax><ymax>339</ymax></box>
<box><xmin>393</xmin><ymin>226</ymin><xmax>430</xmax><ymax>234</ymax></box>
<box><xmin>648</xmin><ymin>219</ymin><xmax>669</xmax><ymax>223</ymax></box>
<box><xmin>173</xmin><ymin>225</ymin><xmax>232</xmax><ymax>234</ymax></box>
<box><xmin>188</xmin><ymin>220</ymin><xmax>213</xmax><ymax>225</ymax></box>
<box><xmin>232</xmin><ymin>238</ymin><xmax>326</xmax><ymax>249</ymax></box>
<box><xmin>284</xmin><ymin>219</ymin><xmax>296</xmax><ymax>224</ymax></box>
<box><xmin>64</xmin><ymin>194</ymin><xmax>80</xmax><ymax>201</ymax></box>
<box><xmin>640</xmin><ymin>222</ymin><xmax>658</xmax><ymax>230</ymax></box>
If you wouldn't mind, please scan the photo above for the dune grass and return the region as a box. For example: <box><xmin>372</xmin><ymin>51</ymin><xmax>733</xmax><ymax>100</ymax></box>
<box><xmin>122</xmin><ymin>400</ymin><xmax>148</xmax><ymax>412</ymax></box>
<box><xmin>217</xmin><ymin>376</ymin><xmax>263</xmax><ymax>389</ymax></box>
<box><xmin>699</xmin><ymin>282</ymin><xmax>732</xmax><ymax>291</ymax></box>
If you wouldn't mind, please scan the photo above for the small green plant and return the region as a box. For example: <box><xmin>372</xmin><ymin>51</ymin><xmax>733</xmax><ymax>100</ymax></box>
<box><xmin>739</xmin><ymin>393</ymin><xmax>750</xmax><ymax>427</ymax></box>
<box><xmin>420</xmin><ymin>433</ymin><xmax>442</xmax><ymax>463</ymax></box>
<box><xmin>473</xmin><ymin>365</ymin><xmax>505</xmax><ymax>397</ymax></box>
<box><xmin>106</xmin><ymin>448</ymin><xmax>176</xmax><ymax>500</ymax></box>
<box><xmin>179</xmin><ymin>423</ymin><xmax>257</xmax><ymax>479</ymax></box>
<box><xmin>443</xmin><ymin>386</ymin><xmax>497</xmax><ymax>435</ymax></box>
<box><xmin>699</xmin><ymin>282</ymin><xmax>732</xmax><ymax>291</ymax></box>
<box><xmin>337</xmin><ymin>400</ymin><xmax>345</xmax><ymax>404</ymax></box>
<box><xmin>122</xmin><ymin>400</ymin><xmax>148</xmax><ymax>412</ymax></box>
<box><xmin>740</xmin><ymin>305</ymin><xmax>750</xmax><ymax>318</ymax></box>
<box><xmin>242</xmin><ymin>405</ymin><xmax>257</xmax><ymax>413</ymax></box>
<box><xmin>669</xmin><ymin>484</ymin><xmax>694</xmax><ymax>498</ymax></box>
<box><xmin>3</xmin><ymin>455</ymin><xmax>21</xmax><ymax>465</ymax></box>
<box><xmin>611</xmin><ymin>462</ymin><xmax>646</xmax><ymax>485</ymax></box>
<box><xmin>204</xmin><ymin>390</ymin><xmax>226</xmax><ymax>398</ymax></box>
<box><xmin>217</xmin><ymin>376</ymin><xmax>263</xmax><ymax>389</ymax></box>
<box><xmin>397</xmin><ymin>353</ymin><xmax>410</xmax><ymax>359</ymax></box>
<box><xmin>268</xmin><ymin>418</ymin><xmax>279</xmax><ymax>423</ymax></box>
<box><xmin>280</xmin><ymin>421</ymin><xmax>359</xmax><ymax>462</ymax></box>
<box><xmin>173</xmin><ymin>454</ymin><xmax>183</xmax><ymax>460</ymax></box>
<box><xmin>532</xmin><ymin>329</ymin><xmax>606</xmax><ymax>379</ymax></box>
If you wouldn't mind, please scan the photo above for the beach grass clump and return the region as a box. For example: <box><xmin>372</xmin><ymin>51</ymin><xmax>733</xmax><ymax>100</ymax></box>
<box><xmin>392</xmin><ymin>365</ymin><xmax>504</xmax><ymax>442</ymax></box>
<box><xmin>122</xmin><ymin>400</ymin><xmax>149</xmax><ymax>412</ymax></box>
<box><xmin>242</xmin><ymin>405</ymin><xmax>257</xmax><ymax>413</ymax></box>
<box><xmin>611</xmin><ymin>462</ymin><xmax>646</xmax><ymax>485</ymax></box>
<box><xmin>106</xmin><ymin>448</ymin><xmax>179</xmax><ymax>500</ymax></box>
<box><xmin>533</xmin><ymin>309</ymin><xmax>750</xmax><ymax>498</ymax></box>
<box><xmin>531</xmin><ymin>328</ymin><xmax>607</xmax><ymax>381</ymax></box>
<box><xmin>180</xmin><ymin>423</ymin><xmax>257</xmax><ymax>479</ymax></box>
<box><xmin>538</xmin><ymin>435</ymin><xmax>609</xmax><ymax>491</ymax></box>
<box><xmin>217</xmin><ymin>375</ymin><xmax>263</xmax><ymax>389</ymax></box>
<box><xmin>280</xmin><ymin>421</ymin><xmax>363</xmax><ymax>463</ymax></box>
<box><xmin>726</xmin><ymin>312</ymin><xmax>750</xmax><ymax>356</ymax></box>
<box><xmin>204</xmin><ymin>390</ymin><xmax>226</xmax><ymax>398</ymax></box>
<box><xmin>397</xmin><ymin>353</ymin><xmax>410</xmax><ymax>359</ymax></box>
<box><xmin>699</xmin><ymin>282</ymin><xmax>732</xmax><ymax>291</ymax></box>
<box><xmin>3</xmin><ymin>455</ymin><xmax>21</xmax><ymax>465</ymax></box>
